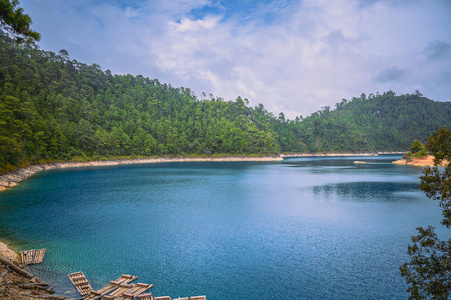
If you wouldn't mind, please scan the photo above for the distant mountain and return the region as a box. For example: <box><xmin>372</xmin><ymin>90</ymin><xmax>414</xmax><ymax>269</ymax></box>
<box><xmin>1</xmin><ymin>31</ymin><xmax>450</xmax><ymax>173</ymax></box>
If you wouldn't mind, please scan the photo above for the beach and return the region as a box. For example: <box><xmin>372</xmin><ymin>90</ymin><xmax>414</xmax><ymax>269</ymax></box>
<box><xmin>392</xmin><ymin>155</ymin><xmax>449</xmax><ymax>167</ymax></box>
<box><xmin>280</xmin><ymin>152</ymin><xmax>384</xmax><ymax>157</ymax></box>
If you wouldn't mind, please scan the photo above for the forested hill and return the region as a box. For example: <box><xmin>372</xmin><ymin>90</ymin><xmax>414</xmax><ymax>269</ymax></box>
<box><xmin>1</xmin><ymin>32</ymin><xmax>451</xmax><ymax>173</ymax></box>
<box><xmin>295</xmin><ymin>92</ymin><xmax>451</xmax><ymax>153</ymax></box>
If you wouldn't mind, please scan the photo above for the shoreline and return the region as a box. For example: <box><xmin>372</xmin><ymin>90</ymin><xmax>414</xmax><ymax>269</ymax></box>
<box><xmin>280</xmin><ymin>152</ymin><xmax>404</xmax><ymax>157</ymax></box>
<box><xmin>0</xmin><ymin>153</ymin><xmax>404</xmax><ymax>192</ymax></box>
<box><xmin>392</xmin><ymin>155</ymin><xmax>449</xmax><ymax>167</ymax></box>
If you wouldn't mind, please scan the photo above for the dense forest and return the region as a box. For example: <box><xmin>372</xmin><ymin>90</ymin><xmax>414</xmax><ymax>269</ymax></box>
<box><xmin>1</xmin><ymin>31</ymin><xmax>451</xmax><ymax>173</ymax></box>
<box><xmin>296</xmin><ymin>91</ymin><xmax>451</xmax><ymax>153</ymax></box>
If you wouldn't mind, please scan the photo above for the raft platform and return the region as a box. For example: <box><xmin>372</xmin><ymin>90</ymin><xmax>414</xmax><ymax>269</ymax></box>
<box><xmin>68</xmin><ymin>271</ymin><xmax>93</xmax><ymax>296</ymax></box>
<box><xmin>20</xmin><ymin>248</ymin><xmax>46</xmax><ymax>265</ymax></box>
<box><xmin>82</xmin><ymin>274</ymin><xmax>138</xmax><ymax>300</ymax></box>
<box><xmin>68</xmin><ymin>272</ymin><xmax>206</xmax><ymax>300</ymax></box>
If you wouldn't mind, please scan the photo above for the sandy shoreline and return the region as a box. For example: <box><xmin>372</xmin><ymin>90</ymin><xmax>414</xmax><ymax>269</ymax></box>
<box><xmin>392</xmin><ymin>155</ymin><xmax>449</xmax><ymax>167</ymax></box>
<box><xmin>280</xmin><ymin>152</ymin><xmax>404</xmax><ymax>157</ymax></box>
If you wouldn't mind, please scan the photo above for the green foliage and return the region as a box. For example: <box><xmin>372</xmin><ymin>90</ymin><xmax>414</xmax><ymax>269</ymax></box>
<box><xmin>297</xmin><ymin>92</ymin><xmax>451</xmax><ymax>153</ymax></box>
<box><xmin>416</xmin><ymin>149</ymin><xmax>428</xmax><ymax>158</ymax></box>
<box><xmin>0</xmin><ymin>0</ymin><xmax>40</xmax><ymax>43</ymax></box>
<box><xmin>404</xmin><ymin>140</ymin><xmax>427</xmax><ymax>159</ymax></box>
<box><xmin>400</xmin><ymin>127</ymin><xmax>451</xmax><ymax>299</ymax></box>
<box><xmin>411</xmin><ymin>140</ymin><xmax>425</xmax><ymax>154</ymax></box>
<box><xmin>427</xmin><ymin>127</ymin><xmax>451</xmax><ymax>166</ymax></box>
<box><xmin>400</xmin><ymin>226</ymin><xmax>451</xmax><ymax>300</ymax></box>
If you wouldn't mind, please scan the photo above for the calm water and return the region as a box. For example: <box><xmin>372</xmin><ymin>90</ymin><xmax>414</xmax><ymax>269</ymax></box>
<box><xmin>0</xmin><ymin>155</ymin><xmax>446</xmax><ymax>299</ymax></box>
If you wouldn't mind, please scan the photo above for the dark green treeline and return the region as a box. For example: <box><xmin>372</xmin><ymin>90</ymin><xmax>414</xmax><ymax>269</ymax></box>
<box><xmin>1</xmin><ymin>32</ymin><xmax>451</xmax><ymax>173</ymax></box>
<box><xmin>297</xmin><ymin>91</ymin><xmax>451</xmax><ymax>153</ymax></box>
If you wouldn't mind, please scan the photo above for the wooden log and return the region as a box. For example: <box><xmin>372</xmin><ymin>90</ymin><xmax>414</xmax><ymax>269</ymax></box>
<box><xmin>0</xmin><ymin>256</ymin><xmax>49</xmax><ymax>286</ymax></box>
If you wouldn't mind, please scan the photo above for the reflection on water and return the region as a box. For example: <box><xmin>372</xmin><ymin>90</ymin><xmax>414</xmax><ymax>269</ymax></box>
<box><xmin>313</xmin><ymin>181</ymin><xmax>420</xmax><ymax>202</ymax></box>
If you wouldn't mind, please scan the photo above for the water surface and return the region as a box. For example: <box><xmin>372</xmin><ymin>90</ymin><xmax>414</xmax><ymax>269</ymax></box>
<box><xmin>0</xmin><ymin>155</ymin><xmax>445</xmax><ymax>299</ymax></box>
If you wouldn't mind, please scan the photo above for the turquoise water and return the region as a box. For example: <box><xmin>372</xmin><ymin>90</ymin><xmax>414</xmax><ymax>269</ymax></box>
<box><xmin>0</xmin><ymin>155</ymin><xmax>445</xmax><ymax>299</ymax></box>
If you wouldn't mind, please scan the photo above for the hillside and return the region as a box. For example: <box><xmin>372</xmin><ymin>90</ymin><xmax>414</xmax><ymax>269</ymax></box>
<box><xmin>1</xmin><ymin>32</ymin><xmax>451</xmax><ymax>173</ymax></box>
<box><xmin>296</xmin><ymin>92</ymin><xmax>451</xmax><ymax>152</ymax></box>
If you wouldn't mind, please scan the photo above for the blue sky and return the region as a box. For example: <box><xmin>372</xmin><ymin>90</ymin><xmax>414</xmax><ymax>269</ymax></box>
<box><xmin>20</xmin><ymin>0</ymin><xmax>451</xmax><ymax>118</ymax></box>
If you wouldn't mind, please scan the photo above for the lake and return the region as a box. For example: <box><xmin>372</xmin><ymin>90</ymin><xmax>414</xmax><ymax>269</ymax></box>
<box><xmin>0</xmin><ymin>155</ymin><xmax>445</xmax><ymax>299</ymax></box>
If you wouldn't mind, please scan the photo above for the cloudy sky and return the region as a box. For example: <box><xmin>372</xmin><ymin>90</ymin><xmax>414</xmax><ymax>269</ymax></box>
<box><xmin>20</xmin><ymin>0</ymin><xmax>451</xmax><ymax>119</ymax></box>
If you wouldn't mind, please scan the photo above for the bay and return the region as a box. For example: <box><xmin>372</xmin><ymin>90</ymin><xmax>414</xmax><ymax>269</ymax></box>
<box><xmin>0</xmin><ymin>155</ymin><xmax>445</xmax><ymax>299</ymax></box>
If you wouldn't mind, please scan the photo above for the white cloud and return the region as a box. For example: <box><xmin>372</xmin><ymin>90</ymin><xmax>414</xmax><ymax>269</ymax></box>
<box><xmin>20</xmin><ymin>0</ymin><xmax>451</xmax><ymax>119</ymax></box>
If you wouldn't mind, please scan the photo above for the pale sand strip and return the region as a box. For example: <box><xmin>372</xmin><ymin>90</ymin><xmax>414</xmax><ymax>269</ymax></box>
<box><xmin>392</xmin><ymin>155</ymin><xmax>449</xmax><ymax>167</ymax></box>
<box><xmin>281</xmin><ymin>152</ymin><xmax>405</xmax><ymax>157</ymax></box>
<box><xmin>281</xmin><ymin>152</ymin><xmax>378</xmax><ymax>157</ymax></box>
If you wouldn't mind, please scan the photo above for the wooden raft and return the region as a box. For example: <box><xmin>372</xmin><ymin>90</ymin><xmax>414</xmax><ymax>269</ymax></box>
<box><xmin>20</xmin><ymin>248</ymin><xmax>46</xmax><ymax>265</ymax></box>
<box><xmin>81</xmin><ymin>274</ymin><xmax>138</xmax><ymax>300</ymax></box>
<box><xmin>68</xmin><ymin>271</ymin><xmax>93</xmax><ymax>296</ymax></box>
<box><xmin>102</xmin><ymin>282</ymin><xmax>136</xmax><ymax>299</ymax></box>
<box><xmin>68</xmin><ymin>271</ymin><xmax>206</xmax><ymax>300</ymax></box>
<box><xmin>121</xmin><ymin>282</ymin><xmax>153</xmax><ymax>299</ymax></box>
<box><xmin>137</xmin><ymin>293</ymin><xmax>154</xmax><ymax>300</ymax></box>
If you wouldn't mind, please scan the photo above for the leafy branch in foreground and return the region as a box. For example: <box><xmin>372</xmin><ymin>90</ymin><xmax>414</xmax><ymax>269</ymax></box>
<box><xmin>400</xmin><ymin>127</ymin><xmax>451</xmax><ymax>299</ymax></box>
<box><xmin>0</xmin><ymin>0</ymin><xmax>40</xmax><ymax>43</ymax></box>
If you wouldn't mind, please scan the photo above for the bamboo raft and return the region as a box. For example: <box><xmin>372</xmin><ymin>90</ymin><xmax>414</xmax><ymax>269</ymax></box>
<box><xmin>69</xmin><ymin>272</ymin><xmax>206</xmax><ymax>300</ymax></box>
<box><xmin>121</xmin><ymin>283</ymin><xmax>153</xmax><ymax>299</ymax></box>
<box><xmin>81</xmin><ymin>274</ymin><xmax>138</xmax><ymax>300</ymax></box>
<box><xmin>136</xmin><ymin>293</ymin><xmax>154</xmax><ymax>300</ymax></box>
<box><xmin>68</xmin><ymin>271</ymin><xmax>93</xmax><ymax>296</ymax></box>
<box><xmin>20</xmin><ymin>248</ymin><xmax>46</xmax><ymax>265</ymax></box>
<box><xmin>102</xmin><ymin>282</ymin><xmax>135</xmax><ymax>299</ymax></box>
